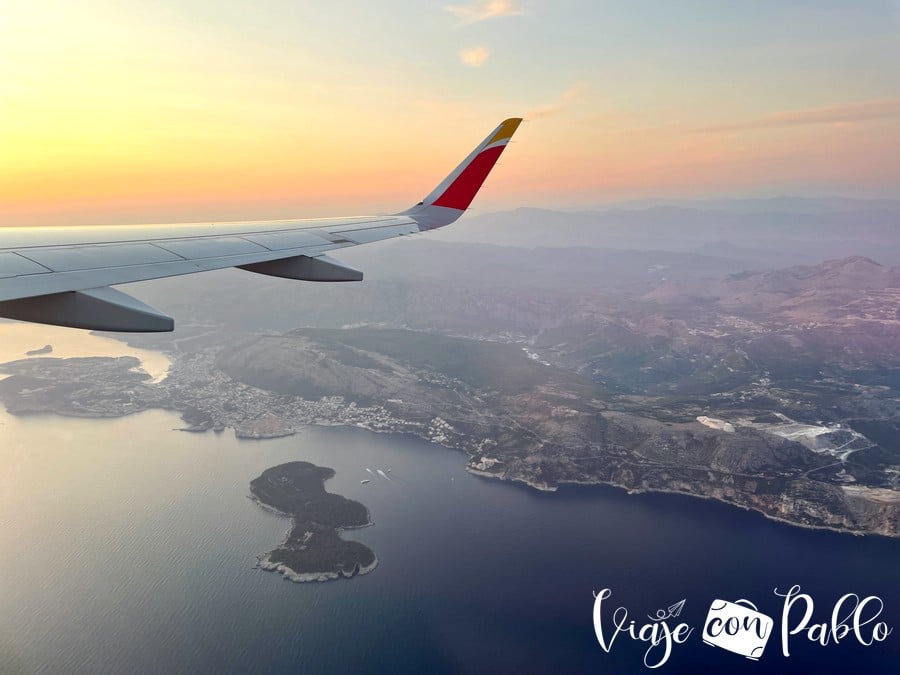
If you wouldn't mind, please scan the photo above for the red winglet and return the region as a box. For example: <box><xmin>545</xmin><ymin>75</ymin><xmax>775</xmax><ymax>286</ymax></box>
<box><xmin>401</xmin><ymin>118</ymin><xmax>522</xmax><ymax>229</ymax></box>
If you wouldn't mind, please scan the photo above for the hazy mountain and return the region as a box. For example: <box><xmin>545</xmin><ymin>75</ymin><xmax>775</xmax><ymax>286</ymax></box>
<box><xmin>432</xmin><ymin>198</ymin><xmax>900</xmax><ymax>266</ymax></box>
<box><xmin>338</xmin><ymin>240</ymin><xmax>758</xmax><ymax>287</ymax></box>
<box><xmin>599</xmin><ymin>196</ymin><xmax>900</xmax><ymax>215</ymax></box>
<box><xmin>644</xmin><ymin>256</ymin><xmax>900</xmax><ymax>314</ymax></box>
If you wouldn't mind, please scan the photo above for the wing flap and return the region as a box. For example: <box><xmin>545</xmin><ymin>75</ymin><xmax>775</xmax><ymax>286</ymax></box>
<box><xmin>0</xmin><ymin>252</ymin><xmax>51</xmax><ymax>278</ymax></box>
<box><xmin>325</xmin><ymin>222</ymin><xmax>419</xmax><ymax>244</ymax></box>
<box><xmin>153</xmin><ymin>236</ymin><xmax>268</xmax><ymax>259</ymax></box>
<box><xmin>243</xmin><ymin>230</ymin><xmax>333</xmax><ymax>251</ymax></box>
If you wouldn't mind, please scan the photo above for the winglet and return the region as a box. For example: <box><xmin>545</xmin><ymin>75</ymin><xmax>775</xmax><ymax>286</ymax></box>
<box><xmin>400</xmin><ymin>118</ymin><xmax>522</xmax><ymax>229</ymax></box>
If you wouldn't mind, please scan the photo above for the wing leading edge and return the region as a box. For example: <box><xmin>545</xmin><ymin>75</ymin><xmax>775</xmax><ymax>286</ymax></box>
<box><xmin>0</xmin><ymin>118</ymin><xmax>521</xmax><ymax>332</ymax></box>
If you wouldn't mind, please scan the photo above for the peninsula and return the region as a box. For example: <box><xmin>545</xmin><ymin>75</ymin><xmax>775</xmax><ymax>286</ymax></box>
<box><xmin>0</xmin><ymin>255</ymin><xmax>898</xmax><ymax>538</ymax></box>
<box><xmin>250</xmin><ymin>462</ymin><xmax>377</xmax><ymax>582</ymax></box>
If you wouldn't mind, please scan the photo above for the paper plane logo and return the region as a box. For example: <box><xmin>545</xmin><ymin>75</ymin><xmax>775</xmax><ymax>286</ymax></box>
<box><xmin>702</xmin><ymin>598</ymin><xmax>773</xmax><ymax>661</ymax></box>
<box><xmin>647</xmin><ymin>598</ymin><xmax>686</xmax><ymax>622</ymax></box>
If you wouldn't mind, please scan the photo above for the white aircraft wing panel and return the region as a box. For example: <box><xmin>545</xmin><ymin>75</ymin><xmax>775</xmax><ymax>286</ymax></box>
<box><xmin>0</xmin><ymin>216</ymin><xmax>419</xmax><ymax>303</ymax></box>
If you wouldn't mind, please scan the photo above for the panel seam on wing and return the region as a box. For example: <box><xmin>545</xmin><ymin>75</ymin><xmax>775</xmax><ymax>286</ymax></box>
<box><xmin>9</xmin><ymin>251</ymin><xmax>55</xmax><ymax>273</ymax></box>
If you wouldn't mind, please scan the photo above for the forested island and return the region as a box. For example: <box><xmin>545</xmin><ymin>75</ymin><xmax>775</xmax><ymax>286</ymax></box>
<box><xmin>250</xmin><ymin>462</ymin><xmax>377</xmax><ymax>582</ymax></box>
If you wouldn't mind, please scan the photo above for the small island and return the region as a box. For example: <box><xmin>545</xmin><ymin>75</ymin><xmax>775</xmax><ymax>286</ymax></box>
<box><xmin>25</xmin><ymin>344</ymin><xmax>53</xmax><ymax>356</ymax></box>
<box><xmin>250</xmin><ymin>461</ymin><xmax>377</xmax><ymax>582</ymax></box>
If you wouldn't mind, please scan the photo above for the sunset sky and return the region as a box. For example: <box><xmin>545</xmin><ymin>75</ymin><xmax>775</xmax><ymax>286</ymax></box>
<box><xmin>2</xmin><ymin>0</ymin><xmax>899</xmax><ymax>226</ymax></box>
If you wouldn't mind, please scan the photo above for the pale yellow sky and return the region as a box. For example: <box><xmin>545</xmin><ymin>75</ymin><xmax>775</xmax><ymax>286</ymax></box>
<box><xmin>2</xmin><ymin>1</ymin><xmax>898</xmax><ymax>226</ymax></box>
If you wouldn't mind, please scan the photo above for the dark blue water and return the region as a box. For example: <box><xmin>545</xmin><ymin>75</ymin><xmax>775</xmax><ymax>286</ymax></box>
<box><xmin>0</xmin><ymin>409</ymin><xmax>897</xmax><ymax>674</ymax></box>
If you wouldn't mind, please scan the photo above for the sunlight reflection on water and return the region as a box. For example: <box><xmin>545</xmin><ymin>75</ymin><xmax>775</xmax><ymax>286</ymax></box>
<box><xmin>0</xmin><ymin>321</ymin><xmax>170</xmax><ymax>382</ymax></box>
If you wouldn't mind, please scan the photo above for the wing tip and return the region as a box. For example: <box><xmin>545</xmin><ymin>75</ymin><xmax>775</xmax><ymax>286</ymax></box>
<box><xmin>398</xmin><ymin>116</ymin><xmax>522</xmax><ymax>228</ymax></box>
<box><xmin>490</xmin><ymin>118</ymin><xmax>523</xmax><ymax>145</ymax></box>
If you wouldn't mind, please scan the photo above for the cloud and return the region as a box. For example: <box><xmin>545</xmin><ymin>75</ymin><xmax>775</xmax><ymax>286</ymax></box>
<box><xmin>526</xmin><ymin>83</ymin><xmax>588</xmax><ymax>119</ymax></box>
<box><xmin>459</xmin><ymin>46</ymin><xmax>490</xmax><ymax>67</ymax></box>
<box><xmin>697</xmin><ymin>98</ymin><xmax>900</xmax><ymax>133</ymax></box>
<box><xmin>444</xmin><ymin>0</ymin><xmax>529</xmax><ymax>24</ymax></box>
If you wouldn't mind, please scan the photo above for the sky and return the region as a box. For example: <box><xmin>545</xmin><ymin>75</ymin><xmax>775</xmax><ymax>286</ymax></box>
<box><xmin>1</xmin><ymin>0</ymin><xmax>899</xmax><ymax>226</ymax></box>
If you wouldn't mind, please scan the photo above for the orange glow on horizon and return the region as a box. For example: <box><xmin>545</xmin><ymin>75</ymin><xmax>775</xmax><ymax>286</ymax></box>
<box><xmin>2</xmin><ymin>3</ymin><xmax>898</xmax><ymax>226</ymax></box>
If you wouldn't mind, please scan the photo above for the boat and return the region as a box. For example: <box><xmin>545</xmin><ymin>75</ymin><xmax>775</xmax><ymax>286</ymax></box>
<box><xmin>360</xmin><ymin>479</ymin><xmax>371</xmax><ymax>484</ymax></box>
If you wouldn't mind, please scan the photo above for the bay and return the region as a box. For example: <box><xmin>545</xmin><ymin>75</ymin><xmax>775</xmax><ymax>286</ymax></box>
<box><xmin>0</xmin><ymin>408</ymin><xmax>897</xmax><ymax>674</ymax></box>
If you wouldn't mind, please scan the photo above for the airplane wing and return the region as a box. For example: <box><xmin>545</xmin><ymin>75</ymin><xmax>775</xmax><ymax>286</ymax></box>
<box><xmin>0</xmin><ymin>118</ymin><xmax>521</xmax><ymax>332</ymax></box>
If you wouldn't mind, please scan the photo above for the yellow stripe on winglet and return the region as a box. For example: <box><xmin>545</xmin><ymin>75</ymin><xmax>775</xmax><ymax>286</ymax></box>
<box><xmin>488</xmin><ymin>118</ymin><xmax>523</xmax><ymax>145</ymax></box>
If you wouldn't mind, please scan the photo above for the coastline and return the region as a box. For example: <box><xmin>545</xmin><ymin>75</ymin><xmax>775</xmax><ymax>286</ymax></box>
<box><xmin>351</xmin><ymin>425</ymin><xmax>867</xmax><ymax>537</ymax></box>
<box><xmin>2</xmin><ymin>345</ymin><xmax>895</xmax><ymax>541</ymax></box>
<box><xmin>253</xmin><ymin>422</ymin><xmax>899</xmax><ymax>540</ymax></box>
<box><xmin>465</xmin><ymin>465</ymin><xmax>894</xmax><ymax>539</ymax></box>
<box><xmin>257</xmin><ymin>552</ymin><xmax>379</xmax><ymax>583</ymax></box>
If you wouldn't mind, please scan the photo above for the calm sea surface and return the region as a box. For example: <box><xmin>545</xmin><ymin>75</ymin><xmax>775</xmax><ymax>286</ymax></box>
<box><xmin>0</xmin><ymin>406</ymin><xmax>898</xmax><ymax>674</ymax></box>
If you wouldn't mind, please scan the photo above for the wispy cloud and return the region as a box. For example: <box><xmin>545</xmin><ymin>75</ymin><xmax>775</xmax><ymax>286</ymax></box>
<box><xmin>459</xmin><ymin>46</ymin><xmax>490</xmax><ymax>67</ymax></box>
<box><xmin>697</xmin><ymin>98</ymin><xmax>900</xmax><ymax>133</ymax></box>
<box><xmin>526</xmin><ymin>83</ymin><xmax>588</xmax><ymax>119</ymax></box>
<box><xmin>444</xmin><ymin>0</ymin><xmax>529</xmax><ymax>25</ymax></box>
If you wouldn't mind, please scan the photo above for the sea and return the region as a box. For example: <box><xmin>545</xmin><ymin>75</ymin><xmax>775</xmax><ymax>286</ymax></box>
<box><xmin>0</xmin><ymin>335</ymin><xmax>898</xmax><ymax>674</ymax></box>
